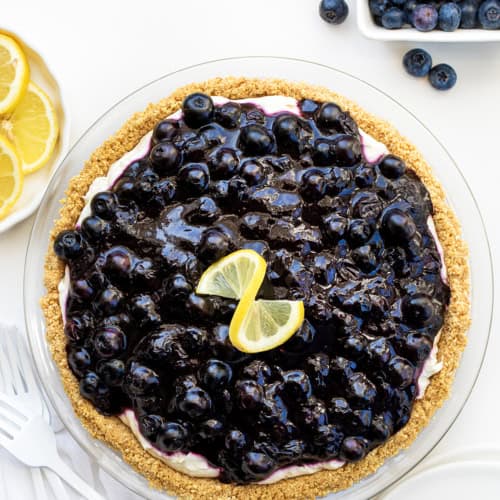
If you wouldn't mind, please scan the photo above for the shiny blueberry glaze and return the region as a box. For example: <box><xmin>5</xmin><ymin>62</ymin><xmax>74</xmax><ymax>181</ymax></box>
<box><xmin>55</xmin><ymin>94</ymin><xmax>449</xmax><ymax>484</ymax></box>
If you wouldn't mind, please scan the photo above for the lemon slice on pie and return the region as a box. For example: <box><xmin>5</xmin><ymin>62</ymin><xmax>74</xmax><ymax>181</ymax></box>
<box><xmin>1</xmin><ymin>81</ymin><xmax>58</xmax><ymax>174</ymax></box>
<box><xmin>230</xmin><ymin>299</ymin><xmax>304</xmax><ymax>354</ymax></box>
<box><xmin>196</xmin><ymin>249</ymin><xmax>304</xmax><ymax>353</ymax></box>
<box><xmin>0</xmin><ymin>34</ymin><xmax>29</xmax><ymax>114</ymax></box>
<box><xmin>0</xmin><ymin>134</ymin><xmax>23</xmax><ymax>220</ymax></box>
<box><xmin>196</xmin><ymin>249</ymin><xmax>266</xmax><ymax>300</ymax></box>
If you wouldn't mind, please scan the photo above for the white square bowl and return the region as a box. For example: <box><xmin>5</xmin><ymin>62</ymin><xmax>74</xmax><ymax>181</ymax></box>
<box><xmin>357</xmin><ymin>0</ymin><xmax>500</xmax><ymax>42</ymax></box>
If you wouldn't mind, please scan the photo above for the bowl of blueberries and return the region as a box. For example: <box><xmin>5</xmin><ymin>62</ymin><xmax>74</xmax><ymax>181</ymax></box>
<box><xmin>356</xmin><ymin>0</ymin><xmax>500</xmax><ymax>41</ymax></box>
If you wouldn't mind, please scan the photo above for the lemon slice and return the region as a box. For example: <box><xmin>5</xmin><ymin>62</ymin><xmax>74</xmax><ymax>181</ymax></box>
<box><xmin>0</xmin><ymin>133</ymin><xmax>23</xmax><ymax>220</ymax></box>
<box><xmin>230</xmin><ymin>299</ymin><xmax>304</xmax><ymax>353</ymax></box>
<box><xmin>1</xmin><ymin>81</ymin><xmax>58</xmax><ymax>174</ymax></box>
<box><xmin>196</xmin><ymin>249</ymin><xmax>304</xmax><ymax>354</ymax></box>
<box><xmin>0</xmin><ymin>34</ymin><xmax>29</xmax><ymax>114</ymax></box>
<box><xmin>196</xmin><ymin>249</ymin><xmax>266</xmax><ymax>300</ymax></box>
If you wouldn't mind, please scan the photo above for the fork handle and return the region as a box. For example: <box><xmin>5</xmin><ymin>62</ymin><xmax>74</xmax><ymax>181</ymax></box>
<box><xmin>45</xmin><ymin>456</ymin><xmax>106</xmax><ymax>500</ymax></box>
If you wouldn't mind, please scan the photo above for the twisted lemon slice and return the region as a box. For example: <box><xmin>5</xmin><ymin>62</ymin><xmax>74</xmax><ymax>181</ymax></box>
<box><xmin>196</xmin><ymin>249</ymin><xmax>304</xmax><ymax>353</ymax></box>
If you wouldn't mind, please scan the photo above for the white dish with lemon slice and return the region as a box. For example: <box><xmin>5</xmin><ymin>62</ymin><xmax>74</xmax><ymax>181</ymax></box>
<box><xmin>0</xmin><ymin>27</ymin><xmax>69</xmax><ymax>234</ymax></box>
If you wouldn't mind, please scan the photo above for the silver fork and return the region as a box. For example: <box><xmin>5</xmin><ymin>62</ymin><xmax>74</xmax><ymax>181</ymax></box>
<box><xmin>0</xmin><ymin>326</ymin><xmax>70</xmax><ymax>500</ymax></box>
<box><xmin>0</xmin><ymin>326</ymin><xmax>103</xmax><ymax>499</ymax></box>
<box><xmin>0</xmin><ymin>394</ymin><xmax>104</xmax><ymax>500</ymax></box>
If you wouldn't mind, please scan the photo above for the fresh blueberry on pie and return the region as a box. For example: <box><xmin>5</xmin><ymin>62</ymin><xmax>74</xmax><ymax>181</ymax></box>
<box><xmin>44</xmin><ymin>78</ymin><xmax>469</xmax><ymax>499</ymax></box>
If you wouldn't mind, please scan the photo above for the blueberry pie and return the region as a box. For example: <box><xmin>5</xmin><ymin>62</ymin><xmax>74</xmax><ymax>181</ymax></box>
<box><xmin>43</xmin><ymin>78</ymin><xmax>470</xmax><ymax>499</ymax></box>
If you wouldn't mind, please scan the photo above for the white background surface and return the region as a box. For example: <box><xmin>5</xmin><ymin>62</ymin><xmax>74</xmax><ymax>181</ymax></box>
<box><xmin>1</xmin><ymin>0</ymin><xmax>500</xmax><ymax>498</ymax></box>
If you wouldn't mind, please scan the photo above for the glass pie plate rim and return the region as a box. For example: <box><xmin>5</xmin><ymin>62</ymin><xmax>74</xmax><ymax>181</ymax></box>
<box><xmin>23</xmin><ymin>56</ymin><xmax>493</xmax><ymax>499</ymax></box>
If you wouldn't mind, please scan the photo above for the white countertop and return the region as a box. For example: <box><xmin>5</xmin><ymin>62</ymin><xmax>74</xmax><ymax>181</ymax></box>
<box><xmin>1</xmin><ymin>0</ymin><xmax>500</xmax><ymax>498</ymax></box>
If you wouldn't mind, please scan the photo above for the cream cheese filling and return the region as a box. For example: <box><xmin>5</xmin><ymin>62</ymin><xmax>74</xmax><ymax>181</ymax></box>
<box><xmin>60</xmin><ymin>96</ymin><xmax>446</xmax><ymax>483</ymax></box>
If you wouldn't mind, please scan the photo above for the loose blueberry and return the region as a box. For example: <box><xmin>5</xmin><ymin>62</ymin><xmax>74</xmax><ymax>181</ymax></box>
<box><xmin>411</xmin><ymin>4</ymin><xmax>438</xmax><ymax>31</ymax></box>
<box><xmin>182</xmin><ymin>93</ymin><xmax>214</xmax><ymax>129</ymax></box>
<box><xmin>439</xmin><ymin>2</ymin><xmax>462</xmax><ymax>30</ymax></box>
<box><xmin>429</xmin><ymin>63</ymin><xmax>457</xmax><ymax>91</ymax></box>
<box><xmin>319</xmin><ymin>0</ymin><xmax>349</xmax><ymax>24</ymax></box>
<box><xmin>403</xmin><ymin>48</ymin><xmax>432</xmax><ymax>77</ymax></box>
<box><xmin>479</xmin><ymin>0</ymin><xmax>498</xmax><ymax>28</ymax></box>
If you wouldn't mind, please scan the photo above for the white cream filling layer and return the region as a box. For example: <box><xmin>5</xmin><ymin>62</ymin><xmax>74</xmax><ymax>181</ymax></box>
<box><xmin>60</xmin><ymin>96</ymin><xmax>446</xmax><ymax>483</ymax></box>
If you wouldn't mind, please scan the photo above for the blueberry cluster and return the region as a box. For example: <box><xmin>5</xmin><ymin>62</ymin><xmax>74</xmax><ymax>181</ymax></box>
<box><xmin>403</xmin><ymin>48</ymin><xmax>457</xmax><ymax>90</ymax></box>
<box><xmin>370</xmin><ymin>0</ymin><xmax>500</xmax><ymax>30</ymax></box>
<box><xmin>54</xmin><ymin>94</ymin><xmax>449</xmax><ymax>484</ymax></box>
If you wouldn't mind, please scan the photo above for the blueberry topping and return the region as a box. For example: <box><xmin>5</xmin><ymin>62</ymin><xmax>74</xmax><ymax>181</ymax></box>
<box><xmin>238</xmin><ymin>124</ymin><xmax>275</xmax><ymax>155</ymax></box>
<box><xmin>182</xmin><ymin>93</ymin><xmax>214</xmax><ymax>129</ymax></box>
<box><xmin>156</xmin><ymin>421</ymin><xmax>188</xmax><ymax>452</ymax></box>
<box><xmin>149</xmin><ymin>142</ymin><xmax>181</xmax><ymax>174</ymax></box>
<box><xmin>403</xmin><ymin>49</ymin><xmax>432</xmax><ymax>78</ymax></box>
<box><xmin>54</xmin><ymin>230</ymin><xmax>84</xmax><ymax>261</ymax></box>
<box><xmin>429</xmin><ymin>64</ymin><xmax>457</xmax><ymax>91</ymax></box>
<box><xmin>319</xmin><ymin>0</ymin><xmax>349</xmax><ymax>25</ymax></box>
<box><xmin>153</xmin><ymin>119</ymin><xmax>179</xmax><ymax>143</ymax></box>
<box><xmin>379</xmin><ymin>154</ymin><xmax>406</xmax><ymax>178</ymax></box>
<box><xmin>178</xmin><ymin>163</ymin><xmax>210</xmax><ymax>194</ymax></box>
<box><xmin>55</xmin><ymin>95</ymin><xmax>449</xmax><ymax>484</ymax></box>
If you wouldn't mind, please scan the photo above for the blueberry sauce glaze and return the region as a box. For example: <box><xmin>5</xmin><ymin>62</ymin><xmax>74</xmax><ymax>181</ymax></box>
<box><xmin>54</xmin><ymin>94</ymin><xmax>450</xmax><ymax>484</ymax></box>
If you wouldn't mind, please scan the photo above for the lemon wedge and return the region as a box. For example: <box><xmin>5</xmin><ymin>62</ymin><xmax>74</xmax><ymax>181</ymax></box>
<box><xmin>0</xmin><ymin>34</ymin><xmax>29</xmax><ymax>114</ymax></box>
<box><xmin>230</xmin><ymin>299</ymin><xmax>304</xmax><ymax>354</ymax></box>
<box><xmin>196</xmin><ymin>249</ymin><xmax>304</xmax><ymax>353</ymax></box>
<box><xmin>1</xmin><ymin>81</ymin><xmax>58</xmax><ymax>174</ymax></box>
<box><xmin>196</xmin><ymin>249</ymin><xmax>266</xmax><ymax>300</ymax></box>
<box><xmin>0</xmin><ymin>133</ymin><xmax>23</xmax><ymax>220</ymax></box>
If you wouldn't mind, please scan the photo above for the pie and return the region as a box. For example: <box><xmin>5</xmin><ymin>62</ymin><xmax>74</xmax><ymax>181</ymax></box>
<box><xmin>42</xmin><ymin>77</ymin><xmax>470</xmax><ymax>499</ymax></box>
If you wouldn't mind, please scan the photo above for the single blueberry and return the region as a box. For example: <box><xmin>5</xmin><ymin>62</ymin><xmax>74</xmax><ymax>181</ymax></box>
<box><xmin>382</xmin><ymin>7</ymin><xmax>405</xmax><ymax>28</ymax></box>
<box><xmin>429</xmin><ymin>63</ymin><xmax>457</xmax><ymax>91</ymax></box>
<box><xmin>182</xmin><ymin>93</ymin><xmax>214</xmax><ymax>129</ymax></box>
<box><xmin>439</xmin><ymin>2</ymin><xmax>462</xmax><ymax>31</ymax></box>
<box><xmin>460</xmin><ymin>0</ymin><xmax>480</xmax><ymax>28</ymax></box>
<box><xmin>479</xmin><ymin>0</ymin><xmax>500</xmax><ymax>28</ymax></box>
<box><xmin>54</xmin><ymin>230</ymin><xmax>84</xmax><ymax>261</ymax></box>
<box><xmin>319</xmin><ymin>0</ymin><xmax>349</xmax><ymax>24</ymax></box>
<box><xmin>369</xmin><ymin>0</ymin><xmax>390</xmax><ymax>17</ymax></box>
<box><xmin>403</xmin><ymin>48</ymin><xmax>433</xmax><ymax>77</ymax></box>
<box><xmin>411</xmin><ymin>4</ymin><xmax>438</xmax><ymax>31</ymax></box>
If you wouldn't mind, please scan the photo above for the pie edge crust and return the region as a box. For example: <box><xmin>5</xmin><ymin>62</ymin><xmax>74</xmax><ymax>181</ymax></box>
<box><xmin>42</xmin><ymin>77</ymin><xmax>470</xmax><ymax>500</ymax></box>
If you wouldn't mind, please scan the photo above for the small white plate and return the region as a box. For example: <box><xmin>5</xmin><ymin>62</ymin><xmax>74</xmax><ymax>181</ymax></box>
<box><xmin>0</xmin><ymin>26</ymin><xmax>70</xmax><ymax>234</ymax></box>
<box><xmin>356</xmin><ymin>0</ymin><xmax>500</xmax><ymax>42</ymax></box>
<box><xmin>382</xmin><ymin>460</ymin><xmax>500</xmax><ymax>499</ymax></box>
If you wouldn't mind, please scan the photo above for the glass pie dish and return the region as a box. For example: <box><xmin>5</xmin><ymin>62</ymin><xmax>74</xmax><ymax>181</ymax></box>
<box><xmin>24</xmin><ymin>57</ymin><xmax>493</xmax><ymax>499</ymax></box>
